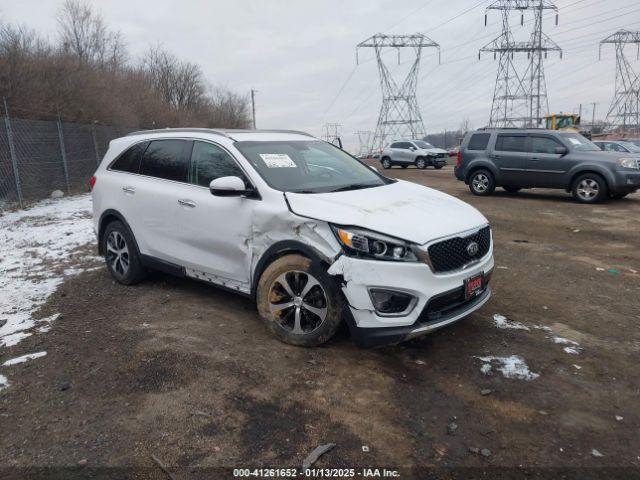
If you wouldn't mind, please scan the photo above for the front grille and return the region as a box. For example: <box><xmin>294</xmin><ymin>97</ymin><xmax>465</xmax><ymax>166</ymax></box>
<box><xmin>427</xmin><ymin>226</ymin><xmax>491</xmax><ymax>273</ymax></box>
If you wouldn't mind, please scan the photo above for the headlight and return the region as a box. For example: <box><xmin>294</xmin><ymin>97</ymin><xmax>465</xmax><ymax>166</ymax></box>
<box><xmin>617</xmin><ymin>157</ymin><xmax>639</xmax><ymax>169</ymax></box>
<box><xmin>331</xmin><ymin>225</ymin><xmax>420</xmax><ymax>262</ymax></box>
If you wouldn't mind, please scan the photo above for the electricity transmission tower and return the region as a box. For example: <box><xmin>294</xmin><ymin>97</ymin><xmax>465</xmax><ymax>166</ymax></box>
<box><xmin>357</xmin><ymin>34</ymin><xmax>440</xmax><ymax>154</ymax></box>
<box><xmin>480</xmin><ymin>0</ymin><xmax>561</xmax><ymax>127</ymax></box>
<box><xmin>322</xmin><ymin>123</ymin><xmax>342</xmax><ymax>146</ymax></box>
<box><xmin>599</xmin><ymin>30</ymin><xmax>640</xmax><ymax>134</ymax></box>
<box><xmin>354</xmin><ymin>130</ymin><xmax>373</xmax><ymax>157</ymax></box>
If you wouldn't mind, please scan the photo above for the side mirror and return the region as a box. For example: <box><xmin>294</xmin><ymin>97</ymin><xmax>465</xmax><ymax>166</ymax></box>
<box><xmin>209</xmin><ymin>176</ymin><xmax>252</xmax><ymax>197</ymax></box>
<box><xmin>409</xmin><ymin>146</ymin><xmax>416</xmax><ymax>151</ymax></box>
<box><xmin>554</xmin><ymin>146</ymin><xmax>568</xmax><ymax>155</ymax></box>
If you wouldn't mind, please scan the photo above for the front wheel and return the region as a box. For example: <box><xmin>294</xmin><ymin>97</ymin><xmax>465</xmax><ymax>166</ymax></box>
<box><xmin>572</xmin><ymin>173</ymin><xmax>607</xmax><ymax>203</ymax></box>
<box><xmin>256</xmin><ymin>255</ymin><xmax>344</xmax><ymax>347</ymax></box>
<box><xmin>469</xmin><ymin>170</ymin><xmax>495</xmax><ymax>196</ymax></box>
<box><xmin>381</xmin><ymin>157</ymin><xmax>392</xmax><ymax>169</ymax></box>
<box><xmin>415</xmin><ymin>157</ymin><xmax>427</xmax><ymax>169</ymax></box>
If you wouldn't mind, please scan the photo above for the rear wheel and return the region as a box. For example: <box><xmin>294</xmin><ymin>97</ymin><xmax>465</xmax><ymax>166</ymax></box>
<box><xmin>415</xmin><ymin>157</ymin><xmax>427</xmax><ymax>169</ymax></box>
<box><xmin>102</xmin><ymin>221</ymin><xmax>147</xmax><ymax>285</ymax></box>
<box><xmin>503</xmin><ymin>186</ymin><xmax>521</xmax><ymax>193</ymax></box>
<box><xmin>256</xmin><ymin>255</ymin><xmax>344</xmax><ymax>347</ymax></box>
<box><xmin>572</xmin><ymin>173</ymin><xmax>607</xmax><ymax>203</ymax></box>
<box><xmin>381</xmin><ymin>157</ymin><xmax>392</xmax><ymax>169</ymax></box>
<box><xmin>469</xmin><ymin>170</ymin><xmax>495</xmax><ymax>196</ymax></box>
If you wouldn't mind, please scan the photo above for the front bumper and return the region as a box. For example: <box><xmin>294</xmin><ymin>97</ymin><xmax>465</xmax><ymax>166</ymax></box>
<box><xmin>329</xmin><ymin>250</ymin><xmax>494</xmax><ymax>347</ymax></box>
<box><xmin>611</xmin><ymin>170</ymin><xmax>640</xmax><ymax>193</ymax></box>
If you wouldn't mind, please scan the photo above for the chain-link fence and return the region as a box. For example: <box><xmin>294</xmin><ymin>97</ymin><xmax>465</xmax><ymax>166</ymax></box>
<box><xmin>0</xmin><ymin>98</ymin><xmax>133</xmax><ymax>209</ymax></box>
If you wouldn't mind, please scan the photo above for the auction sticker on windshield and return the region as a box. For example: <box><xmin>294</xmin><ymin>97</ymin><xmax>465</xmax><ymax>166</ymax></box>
<box><xmin>259</xmin><ymin>153</ymin><xmax>297</xmax><ymax>168</ymax></box>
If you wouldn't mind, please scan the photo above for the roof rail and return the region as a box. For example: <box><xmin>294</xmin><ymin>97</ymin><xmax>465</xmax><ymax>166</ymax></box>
<box><xmin>126</xmin><ymin>128</ymin><xmax>230</xmax><ymax>138</ymax></box>
<box><xmin>476</xmin><ymin>127</ymin><xmax>545</xmax><ymax>131</ymax></box>
<box><xmin>125</xmin><ymin>128</ymin><xmax>316</xmax><ymax>138</ymax></box>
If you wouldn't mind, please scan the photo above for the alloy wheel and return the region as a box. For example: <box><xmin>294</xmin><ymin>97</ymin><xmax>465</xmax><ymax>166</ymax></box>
<box><xmin>268</xmin><ymin>271</ymin><xmax>328</xmax><ymax>335</ymax></box>
<box><xmin>472</xmin><ymin>173</ymin><xmax>489</xmax><ymax>193</ymax></box>
<box><xmin>106</xmin><ymin>231</ymin><xmax>130</xmax><ymax>276</ymax></box>
<box><xmin>577</xmin><ymin>178</ymin><xmax>599</xmax><ymax>200</ymax></box>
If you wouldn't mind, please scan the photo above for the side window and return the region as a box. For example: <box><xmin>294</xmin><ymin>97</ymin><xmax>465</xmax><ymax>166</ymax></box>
<box><xmin>467</xmin><ymin>133</ymin><xmax>490</xmax><ymax>151</ymax></box>
<box><xmin>495</xmin><ymin>135</ymin><xmax>526</xmax><ymax>152</ymax></box>
<box><xmin>390</xmin><ymin>142</ymin><xmax>401</xmax><ymax>149</ymax></box>
<box><xmin>140</xmin><ymin>140</ymin><xmax>188</xmax><ymax>182</ymax></box>
<box><xmin>189</xmin><ymin>141</ymin><xmax>248</xmax><ymax>188</ymax></box>
<box><xmin>613</xmin><ymin>143</ymin><xmax>625</xmax><ymax>152</ymax></box>
<box><xmin>399</xmin><ymin>142</ymin><xmax>411</xmax><ymax>150</ymax></box>
<box><xmin>110</xmin><ymin>142</ymin><xmax>147</xmax><ymax>173</ymax></box>
<box><xmin>530</xmin><ymin>136</ymin><xmax>562</xmax><ymax>154</ymax></box>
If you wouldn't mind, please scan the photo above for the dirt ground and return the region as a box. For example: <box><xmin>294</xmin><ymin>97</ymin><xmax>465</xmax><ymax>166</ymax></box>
<box><xmin>1</xmin><ymin>163</ymin><xmax>639</xmax><ymax>478</ymax></box>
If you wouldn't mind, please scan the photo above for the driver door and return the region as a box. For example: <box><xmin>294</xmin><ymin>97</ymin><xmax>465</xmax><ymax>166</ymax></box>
<box><xmin>174</xmin><ymin>140</ymin><xmax>257</xmax><ymax>292</ymax></box>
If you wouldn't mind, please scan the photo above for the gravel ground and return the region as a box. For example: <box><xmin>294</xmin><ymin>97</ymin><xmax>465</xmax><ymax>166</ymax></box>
<box><xmin>1</xmin><ymin>164</ymin><xmax>639</xmax><ymax>478</ymax></box>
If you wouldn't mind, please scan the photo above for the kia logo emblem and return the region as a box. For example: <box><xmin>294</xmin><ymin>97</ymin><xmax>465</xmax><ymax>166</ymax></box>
<box><xmin>466</xmin><ymin>241</ymin><xmax>479</xmax><ymax>256</ymax></box>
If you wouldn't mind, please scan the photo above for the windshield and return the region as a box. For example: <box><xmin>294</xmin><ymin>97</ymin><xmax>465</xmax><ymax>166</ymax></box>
<box><xmin>413</xmin><ymin>140</ymin><xmax>434</xmax><ymax>149</ymax></box>
<box><xmin>234</xmin><ymin>140</ymin><xmax>390</xmax><ymax>194</ymax></box>
<box><xmin>559</xmin><ymin>133</ymin><xmax>601</xmax><ymax>152</ymax></box>
<box><xmin>619</xmin><ymin>141</ymin><xmax>640</xmax><ymax>153</ymax></box>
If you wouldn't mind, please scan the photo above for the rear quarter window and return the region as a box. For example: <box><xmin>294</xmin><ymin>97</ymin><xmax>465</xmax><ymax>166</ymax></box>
<box><xmin>109</xmin><ymin>142</ymin><xmax>148</xmax><ymax>173</ymax></box>
<box><xmin>467</xmin><ymin>133</ymin><xmax>491</xmax><ymax>151</ymax></box>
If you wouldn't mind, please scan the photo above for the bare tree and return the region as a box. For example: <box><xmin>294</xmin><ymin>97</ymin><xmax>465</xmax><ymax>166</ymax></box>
<box><xmin>144</xmin><ymin>45</ymin><xmax>204</xmax><ymax>111</ymax></box>
<box><xmin>459</xmin><ymin>117</ymin><xmax>472</xmax><ymax>135</ymax></box>
<box><xmin>56</xmin><ymin>0</ymin><xmax>125</xmax><ymax>68</ymax></box>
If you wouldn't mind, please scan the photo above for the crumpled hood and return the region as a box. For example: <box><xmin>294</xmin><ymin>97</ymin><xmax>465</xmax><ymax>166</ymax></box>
<box><xmin>285</xmin><ymin>180</ymin><xmax>488</xmax><ymax>245</ymax></box>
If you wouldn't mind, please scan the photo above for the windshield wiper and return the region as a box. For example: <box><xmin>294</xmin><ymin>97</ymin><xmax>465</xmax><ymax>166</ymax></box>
<box><xmin>329</xmin><ymin>183</ymin><xmax>376</xmax><ymax>193</ymax></box>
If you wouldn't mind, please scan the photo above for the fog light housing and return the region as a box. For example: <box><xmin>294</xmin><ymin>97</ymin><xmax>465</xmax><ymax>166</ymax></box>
<box><xmin>369</xmin><ymin>289</ymin><xmax>417</xmax><ymax>316</ymax></box>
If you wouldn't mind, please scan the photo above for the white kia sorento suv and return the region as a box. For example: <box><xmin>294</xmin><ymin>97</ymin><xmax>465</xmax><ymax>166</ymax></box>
<box><xmin>91</xmin><ymin>129</ymin><xmax>494</xmax><ymax>347</ymax></box>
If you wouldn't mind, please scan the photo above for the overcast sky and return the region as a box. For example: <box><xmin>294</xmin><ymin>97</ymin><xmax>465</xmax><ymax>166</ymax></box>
<box><xmin>2</xmin><ymin>0</ymin><xmax>639</xmax><ymax>151</ymax></box>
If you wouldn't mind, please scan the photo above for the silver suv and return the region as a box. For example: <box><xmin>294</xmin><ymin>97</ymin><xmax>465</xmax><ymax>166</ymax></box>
<box><xmin>380</xmin><ymin>140</ymin><xmax>447</xmax><ymax>170</ymax></box>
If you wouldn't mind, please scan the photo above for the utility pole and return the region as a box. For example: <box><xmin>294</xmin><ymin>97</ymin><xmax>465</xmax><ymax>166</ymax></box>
<box><xmin>599</xmin><ymin>30</ymin><xmax>640</xmax><ymax>134</ymax></box>
<box><xmin>591</xmin><ymin>102</ymin><xmax>598</xmax><ymax>129</ymax></box>
<box><xmin>250</xmin><ymin>89</ymin><xmax>257</xmax><ymax>129</ymax></box>
<box><xmin>578</xmin><ymin>103</ymin><xmax>582</xmax><ymax>117</ymax></box>
<box><xmin>357</xmin><ymin>33</ymin><xmax>440</xmax><ymax>153</ymax></box>
<box><xmin>322</xmin><ymin>123</ymin><xmax>342</xmax><ymax>147</ymax></box>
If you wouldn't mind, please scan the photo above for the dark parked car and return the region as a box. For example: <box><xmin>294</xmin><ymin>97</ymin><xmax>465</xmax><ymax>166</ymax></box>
<box><xmin>454</xmin><ymin>128</ymin><xmax>640</xmax><ymax>203</ymax></box>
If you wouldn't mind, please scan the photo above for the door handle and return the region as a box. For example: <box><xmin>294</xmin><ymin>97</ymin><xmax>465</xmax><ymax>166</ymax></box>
<box><xmin>178</xmin><ymin>199</ymin><xmax>196</xmax><ymax>208</ymax></box>
<box><xmin>122</xmin><ymin>186</ymin><xmax>135</xmax><ymax>194</ymax></box>
<box><xmin>531</xmin><ymin>157</ymin><xmax>539</xmax><ymax>161</ymax></box>
<box><xmin>490</xmin><ymin>154</ymin><xmax>501</xmax><ymax>159</ymax></box>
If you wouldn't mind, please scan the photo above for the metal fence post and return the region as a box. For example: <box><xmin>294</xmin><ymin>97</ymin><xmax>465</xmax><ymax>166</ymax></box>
<box><xmin>2</xmin><ymin>97</ymin><xmax>23</xmax><ymax>208</ymax></box>
<box><xmin>91</xmin><ymin>121</ymin><xmax>101</xmax><ymax>166</ymax></box>
<box><xmin>56</xmin><ymin>112</ymin><xmax>71</xmax><ymax>193</ymax></box>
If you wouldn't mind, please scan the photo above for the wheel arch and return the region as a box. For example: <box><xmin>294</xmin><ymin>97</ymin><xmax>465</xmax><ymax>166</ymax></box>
<box><xmin>97</xmin><ymin>209</ymin><xmax>140</xmax><ymax>256</ymax></box>
<box><xmin>251</xmin><ymin>240</ymin><xmax>334</xmax><ymax>300</ymax></box>
<box><xmin>567</xmin><ymin>167</ymin><xmax>612</xmax><ymax>193</ymax></box>
<box><xmin>464</xmin><ymin>161</ymin><xmax>499</xmax><ymax>185</ymax></box>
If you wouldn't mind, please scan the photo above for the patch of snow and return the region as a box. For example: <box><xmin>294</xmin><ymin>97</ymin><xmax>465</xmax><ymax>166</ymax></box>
<box><xmin>564</xmin><ymin>347</ymin><xmax>580</xmax><ymax>355</ymax></box>
<box><xmin>552</xmin><ymin>336</ymin><xmax>579</xmax><ymax>346</ymax></box>
<box><xmin>0</xmin><ymin>195</ymin><xmax>96</xmax><ymax>350</ymax></box>
<box><xmin>0</xmin><ymin>374</ymin><xmax>8</xmax><ymax>391</ymax></box>
<box><xmin>2</xmin><ymin>351</ymin><xmax>47</xmax><ymax>366</ymax></box>
<box><xmin>532</xmin><ymin>325</ymin><xmax>553</xmax><ymax>332</ymax></box>
<box><xmin>572</xmin><ymin>364</ymin><xmax>582</xmax><ymax>370</ymax></box>
<box><xmin>475</xmin><ymin>355</ymin><xmax>539</xmax><ymax>381</ymax></box>
<box><xmin>493</xmin><ymin>314</ymin><xmax>529</xmax><ymax>331</ymax></box>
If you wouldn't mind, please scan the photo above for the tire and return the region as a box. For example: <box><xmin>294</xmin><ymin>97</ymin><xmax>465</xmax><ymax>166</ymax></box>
<box><xmin>102</xmin><ymin>220</ymin><xmax>147</xmax><ymax>285</ymax></box>
<box><xmin>415</xmin><ymin>157</ymin><xmax>427</xmax><ymax>169</ymax></box>
<box><xmin>503</xmin><ymin>186</ymin><xmax>521</xmax><ymax>193</ymax></box>
<box><xmin>256</xmin><ymin>254</ymin><xmax>344</xmax><ymax>347</ymax></box>
<box><xmin>468</xmin><ymin>169</ymin><xmax>495</xmax><ymax>196</ymax></box>
<box><xmin>381</xmin><ymin>157</ymin><xmax>392</xmax><ymax>169</ymax></box>
<box><xmin>572</xmin><ymin>173</ymin><xmax>607</xmax><ymax>204</ymax></box>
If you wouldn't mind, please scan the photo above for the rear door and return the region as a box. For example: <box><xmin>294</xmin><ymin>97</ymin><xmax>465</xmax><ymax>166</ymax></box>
<box><xmin>526</xmin><ymin>134</ymin><xmax>571</xmax><ymax>187</ymax></box>
<box><xmin>490</xmin><ymin>134</ymin><xmax>528</xmax><ymax>186</ymax></box>
<box><xmin>133</xmin><ymin>139</ymin><xmax>191</xmax><ymax>263</ymax></box>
